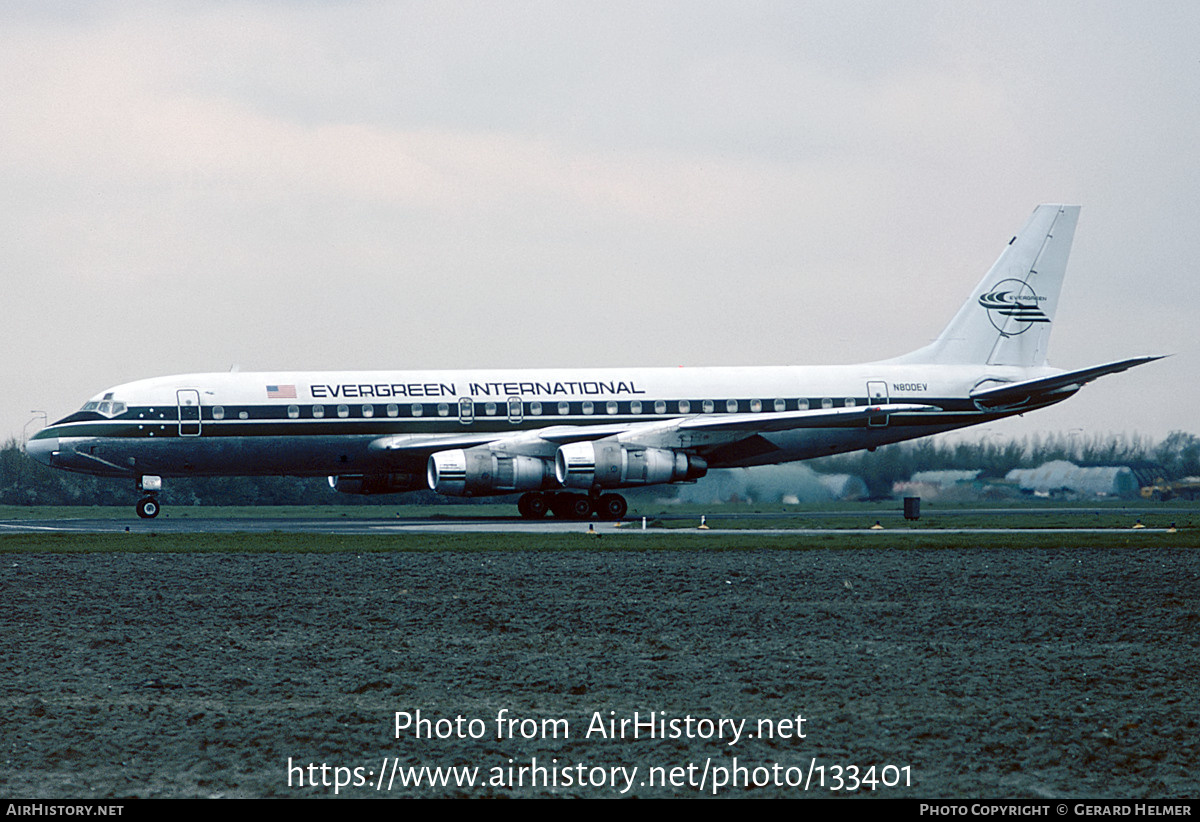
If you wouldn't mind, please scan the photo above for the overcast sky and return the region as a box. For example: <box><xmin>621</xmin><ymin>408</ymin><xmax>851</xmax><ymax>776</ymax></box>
<box><xmin>4</xmin><ymin>1</ymin><xmax>1197</xmax><ymax>449</ymax></box>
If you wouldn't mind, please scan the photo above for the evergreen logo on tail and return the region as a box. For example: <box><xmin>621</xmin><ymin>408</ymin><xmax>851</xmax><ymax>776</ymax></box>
<box><xmin>978</xmin><ymin>278</ymin><xmax>1050</xmax><ymax>336</ymax></box>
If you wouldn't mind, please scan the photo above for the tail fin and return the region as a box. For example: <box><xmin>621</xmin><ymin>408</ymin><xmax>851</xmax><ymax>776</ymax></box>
<box><xmin>892</xmin><ymin>204</ymin><xmax>1080</xmax><ymax>367</ymax></box>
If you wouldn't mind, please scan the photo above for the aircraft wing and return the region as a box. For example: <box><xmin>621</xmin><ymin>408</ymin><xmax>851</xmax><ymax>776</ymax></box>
<box><xmin>603</xmin><ymin>403</ymin><xmax>937</xmax><ymax>451</ymax></box>
<box><xmin>532</xmin><ymin>403</ymin><xmax>936</xmax><ymax>443</ymax></box>
<box><xmin>970</xmin><ymin>356</ymin><xmax>1164</xmax><ymax>410</ymax></box>
<box><xmin>369</xmin><ymin>424</ymin><xmax>630</xmax><ymax>457</ymax></box>
<box><xmin>370</xmin><ymin>403</ymin><xmax>938</xmax><ymax>458</ymax></box>
<box><xmin>673</xmin><ymin>403</ymin><xmax>935</xmax><ymax>433</ymax></box>
<box><xmin>369</xmin><ymin>432</ymin><xmax>514</xmax><ymax>455</ymax></box>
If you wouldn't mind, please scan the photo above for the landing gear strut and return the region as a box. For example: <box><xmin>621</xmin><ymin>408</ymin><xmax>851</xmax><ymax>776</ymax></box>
<box><xmin>136</xmin><ymin>475</ymin><xmax>162</xmax><ymax>519</ymax></box>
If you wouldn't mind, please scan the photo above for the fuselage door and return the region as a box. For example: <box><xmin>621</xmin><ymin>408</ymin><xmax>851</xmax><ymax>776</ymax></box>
<box><xmin>867</xmin><ymin>381</ymin><xmax>889</xmax><ymax>427</ymax></box>
<box><xmin>177</xmin><ymin>389</ymin><xmax>202</xmax><ymax>437</ymax></box>
<box><xmin>458</xmin><ymin>397</ymin><xmax>474</xmax><ymax>426</ymax></box>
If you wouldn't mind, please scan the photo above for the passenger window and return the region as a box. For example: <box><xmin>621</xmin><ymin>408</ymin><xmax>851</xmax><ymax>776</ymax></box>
<box><xmin>362</xmin><ymin>404</ymin><xmax>375</xmax><ymax>417</ymax></box>
<box><xmin>484</xmin><ymin>402</ymin><xmax>497</xmax><ymax>416</ymax></box>
<box><xmin>678</xmin><ymin>400</ymin><xmax>691</xmax><ymax>414</ymax></box>
<box><xmin>630</xmin><ymin>400</ymin><xmax>642</xmax><ymax>414</ymax></box>
<box><xmin>844</xmin><ymin>398</ymin><xmax>856</xmax><ymax>407</ymax></box>
<box><xmin>750</xmin><ymin>399</ymin><xmax>762</xmax><ymax>412</ymax></box>
<box><xmin>798</xmin><ymin>399</ymin><xmax>810</xmax><ymax>410</ymax></box>
<box><xmin>702</xmin><ymin>400</ymin><xmax>714</xmax><ymax>413</ymax></box>
<box><xmin>654</xmin><ymin>400</ymin><xmax>666</xmax><ymax>414</ymax></box>
<box><xmin>582</xmin><ymin>401</ymin><xmax>594</xmax><ymax>415</ymax></box>
<box><xmin>437</xmin><ymin>403</ymin><xmax>449</xmax><ymax>417</ymax></box>
<box><xmin>530</xmin><ymin>401</ymin><xmax>542</xmax><ymax>416</ymax></box>
<box><xmin>558</xmin><ymin>401</ymin><xmax>570</xmax><ymax>415</ymax></box>
<box><xmin>287</xmin><ymin>405</ymin><xmax>299</xmax><ymax>419</ymax></box>
<box><xmin>313</xmin><ymin>405</ymin><xmax>324</xmax><ymax>418</ymax></box>
<box><xmin>213</xmin><ymin>406</ymin><xmax>226</xmax><ymax>420</ymax></box>
<box><xmin>726</xmin><ymin>399</ymin><xmax>739</xmax><ymax>413</ymax></box>
<box><xmin>773</xmin><ymin>398</ymin><xmax>786</xmax><ymax>412</ymax></box>
<box><xmin>409</xmin><ymin>404</ymin><xmax>420</xmax><ymax>417</ymax></box>
<box><xmin>337</xmin><ymin>405</ymin><xmax>349</xmax><ymax>418</ymax></box>
<box><xmin>821</xmin><ymin>398</ymin><xmax>833</xmax><ymax>409</ymax></box>
<box><xmin>387</xmin><ymin>404</ymin><xmax>399</xmax><ymax>417</ymax></box>
<box><xmin>606</xmin><ymin>401</ymin><xmax>618</xmax><ymax>415</ymax></box>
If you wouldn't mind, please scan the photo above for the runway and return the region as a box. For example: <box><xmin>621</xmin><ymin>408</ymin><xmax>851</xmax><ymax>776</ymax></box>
<box><xmin>0</xmin><ymin>515</ymin><xmax>1177</xmax><ymax>536</ymax></box>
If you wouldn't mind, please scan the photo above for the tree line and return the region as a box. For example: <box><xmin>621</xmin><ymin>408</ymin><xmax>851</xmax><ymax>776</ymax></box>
<box><xmin>810</xmin><ymin>430</ymin><xmax>1200</xmax><ymax>499</ymax></box>
<box><xmin>3</xmin><ymin>431</ymin><xmax>1198</xmax><ymax>507</ymax></box>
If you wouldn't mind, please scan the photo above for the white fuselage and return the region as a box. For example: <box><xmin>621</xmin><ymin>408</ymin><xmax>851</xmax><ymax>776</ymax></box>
<box><xmin>28</xmin><ymin>360</ymin><xmax>1059</xmax><ymax>482</ymax></box>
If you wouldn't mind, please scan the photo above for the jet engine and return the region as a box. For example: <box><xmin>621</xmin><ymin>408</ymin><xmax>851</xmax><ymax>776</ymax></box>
<box><xmin>328</xmin><ymin>473</ymin><xmax>423</xmax><ymax>495</ymax></box>
<box><xmin>427</xmin><ymin>448</ymin><xmax>553</xmax><ymax>497</ymax></box>
<box><xmin>555</xmin><ymin>442</ymin><xmax>707</xmax><ymax>489</ymax></box>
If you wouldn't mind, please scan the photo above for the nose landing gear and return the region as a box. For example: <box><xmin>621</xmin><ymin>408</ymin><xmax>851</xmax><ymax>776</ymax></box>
<box><xmin>135</xmin><ymin>496</ymin><xmax>160</xmax><ymax>519</ymax></box>
<box><xmin>135</xmin><ymin>475</ymin><xmax>162</xmax><ymax>519</ymax></box>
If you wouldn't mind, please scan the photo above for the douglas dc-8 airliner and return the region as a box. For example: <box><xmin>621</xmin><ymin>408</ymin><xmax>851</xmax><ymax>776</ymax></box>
<box><xmin>28</xmin><ymin>205</ymin><xmax>1160</xmax><ymax>519</ymax></box>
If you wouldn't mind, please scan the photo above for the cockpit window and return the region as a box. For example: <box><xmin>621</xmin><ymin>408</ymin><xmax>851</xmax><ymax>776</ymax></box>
<box><xmin>83</xmin><ymin>400</ymin><xmax>126</xmax><ymax>418</ymax></box>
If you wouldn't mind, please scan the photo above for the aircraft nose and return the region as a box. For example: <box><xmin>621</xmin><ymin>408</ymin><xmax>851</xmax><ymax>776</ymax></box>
<box><xmin>26</xmin><ymin>435</ymin><xmax>59</xmax><ymax>467</ymax></box>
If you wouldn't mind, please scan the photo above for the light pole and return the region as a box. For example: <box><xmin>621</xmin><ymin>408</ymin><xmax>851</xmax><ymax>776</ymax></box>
<box><xmin>23</xmin><ymin>411</ymin><xmax>47</xmax><ymax>445</ymax></box>
<box><xmin>1068</xmin><ymin>427</ymin><xmax>1084</xmax><ymax>461</ymax></box>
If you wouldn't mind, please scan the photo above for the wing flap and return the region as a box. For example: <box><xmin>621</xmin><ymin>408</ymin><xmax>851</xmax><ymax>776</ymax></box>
<box><xmin>674</xmin><ymin>402</ymin><xmax>937</xmax><ymax>433</ymax></box>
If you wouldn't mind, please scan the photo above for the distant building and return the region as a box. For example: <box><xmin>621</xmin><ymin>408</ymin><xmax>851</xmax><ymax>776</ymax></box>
<box><xmin>893</xmin><ymin>470</ymin><xmax>1010</xmax><ymax>501</ymax></box>
<box><xmin>909</xmin><ymin>470</ymin><xmax>983</xmax><ymax>487</ymax></box>
<box><xmin>816</xmin><ymin>473</ymin><xmax>869</xmax><ymax>501</ymax></box>
<box><xmin>661</xmin><ymin>464</ymin><xmax>868</xmax><ymax>504</ymax></box>
<box><xmin>1005</xmin><ymin>460</ymin><xmax>1139</xmax><ymax>499</ymax></box>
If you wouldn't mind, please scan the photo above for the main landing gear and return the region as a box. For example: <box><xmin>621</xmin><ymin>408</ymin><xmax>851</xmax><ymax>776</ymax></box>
<box><xmin>517</xmin><ymin>491</ymin><xmax>628</xmax><ymax>521</ymax></box>
<box><xmin>136</xmin><ymin>475</ymin><xmax>162</xmax><ymax>519</ymax></box>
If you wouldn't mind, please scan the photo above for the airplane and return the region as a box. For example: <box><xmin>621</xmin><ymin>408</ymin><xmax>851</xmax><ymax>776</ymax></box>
<box><xmin>26</xmin><ymin>204</ymin><xmax>1161</xmax><ymax>520</ymax></box>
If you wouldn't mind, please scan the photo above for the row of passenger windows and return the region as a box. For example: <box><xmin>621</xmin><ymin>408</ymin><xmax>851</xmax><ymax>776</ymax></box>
<box><xmin>207</xmin><ymin>397</ymin><xmax>861</xmax><ymax>421</ymax></box>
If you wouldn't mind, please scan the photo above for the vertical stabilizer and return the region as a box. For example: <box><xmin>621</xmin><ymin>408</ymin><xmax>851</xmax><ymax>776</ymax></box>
<box><xmin>892</xmin><ymin>204</ymin><xmax>1079</xmax><ymax>366</ymax></box>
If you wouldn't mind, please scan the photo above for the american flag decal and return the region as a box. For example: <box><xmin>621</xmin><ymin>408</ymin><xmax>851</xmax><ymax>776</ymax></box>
<box><xmin>266</xmin><ymin>384</ymin><xmax>297</xmax><ymax>399</ymax></box>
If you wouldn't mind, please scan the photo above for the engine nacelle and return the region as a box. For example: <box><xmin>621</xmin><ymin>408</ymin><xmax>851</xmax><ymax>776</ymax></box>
<box><xmin>555</xmin><ymin>442</ymin><xmax>707</xmax><ymax>489</ymax></box>
<box><xmin>328</xmin><ymin>473</ymin><xmax>423</xmax><ymax>495</ymax></box>
<box><xmin>427</xmin><ymin>448</ymin><xmax>553</xmax><ymax>497</ymax></box>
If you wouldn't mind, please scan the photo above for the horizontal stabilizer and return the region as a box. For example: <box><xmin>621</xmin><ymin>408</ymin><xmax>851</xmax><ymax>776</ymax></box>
<box><xmin>970</xmin><ymin>356</ymin><xmax>1164</xmax><ymax>410</ymax></box>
